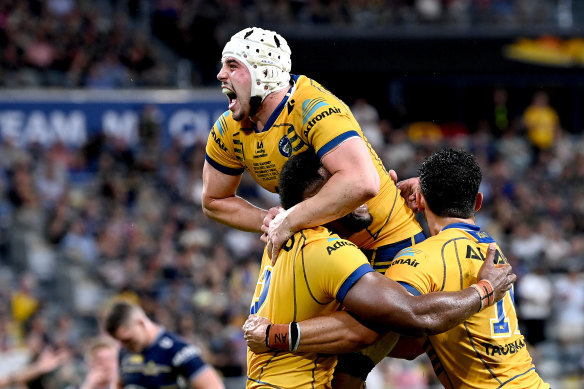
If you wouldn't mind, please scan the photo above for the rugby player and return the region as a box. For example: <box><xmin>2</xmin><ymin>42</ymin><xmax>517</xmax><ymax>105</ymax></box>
<box><xmin>244</xmin><ymin>149</ymin><xmax>516</xmax><ymax>388</ymax></box>
<box><xmin>103</xmin><ymin>301</ymin><xmax>224</xmax><ymax>389</ymax></box>
<box><xmin>246</xmin><ymin>149</ymin><xmax>547</xmax><ymax>388</ymax></box>
<box><xmin>202</xmin><ymin>26</ymin><xmax>425</xmax><ymax>383</ymax></box>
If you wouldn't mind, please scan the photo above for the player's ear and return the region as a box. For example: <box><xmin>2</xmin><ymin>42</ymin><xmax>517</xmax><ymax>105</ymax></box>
<box><xmin>474</xmin><ymin>193</ymin><xmax>483</xmax><ymax>212</ymax></box>
<box><xmin>416</xmin><ymin>191</ymin><xmax>426</xmax><ymax>213</ymax></box>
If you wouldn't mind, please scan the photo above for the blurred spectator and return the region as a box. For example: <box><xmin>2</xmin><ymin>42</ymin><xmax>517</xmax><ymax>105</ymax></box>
<box><xmin>351</xmin><ymin>97</ymin><xmax>383</xmax><ymax>150</ymax></box>
<box><xmin>516</xmin><ymin>266</ymin><xmax>553</xmax><ymax>346</ymax></box>
<box><xmin>0</xmin><ymin>346</ymin><xmax>68</xmax><ymax>387</ymax></box>
<box><xmin>521</xmin><ymin>90</ymin><xmax>561</xmax><ymax>159</ymax></box>
<box><xmin>78</xmin><ymin>337</ymin><xmax>119</xmax><ymax>389</ymax></box>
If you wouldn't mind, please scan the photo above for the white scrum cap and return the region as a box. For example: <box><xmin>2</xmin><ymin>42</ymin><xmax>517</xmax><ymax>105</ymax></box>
<box><xmin>222</xmin><ymin>27</ymin><xmax>292</xmax><ymax>101</ymax></box>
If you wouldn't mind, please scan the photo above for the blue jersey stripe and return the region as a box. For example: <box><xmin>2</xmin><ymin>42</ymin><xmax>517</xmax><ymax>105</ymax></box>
<box><xmin>205</xmin><ymin>154</ymin><xmax>244</xmax><ymax>175</ymax></box>
<box><xmin>398</xmin><ymin>281</ymin><xmax>422</xmax><ymax>296</ymax></box>
<box><xmin>316</xmin><ymin>131</ymin><xmax>360</xmax><ymax>159</ymax></box>
<box><xmin>336</xmin><ymin>263</ymin><xmax>374</xmax><ymax>303</ymax></box>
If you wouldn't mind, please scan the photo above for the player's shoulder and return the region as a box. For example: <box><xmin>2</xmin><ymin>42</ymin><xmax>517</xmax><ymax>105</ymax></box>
<box><xmin>155</xmin><ymin>330</ymin><xmax>190</xmax><ymax>352</ymax></box>
<box><xmin>210</xmin><ymin>110</ymin><xmax>245</xmax><ymax>137</ymax></box>
<box><xmin>301</xmin><ymin>227</ymin><xmax>361</xmax><ymax>256</ymax></box>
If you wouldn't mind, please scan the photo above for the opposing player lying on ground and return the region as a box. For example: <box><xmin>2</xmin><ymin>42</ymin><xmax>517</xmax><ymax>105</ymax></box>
<box><xmin>245</xmin><ymin>148</ymin><xmax>548</xmax><ymax>389</ymax></box>
<box><xmin>243</xmin><ymin>149</ymin><xmax>516</xmax><ymax>388</ymax></box>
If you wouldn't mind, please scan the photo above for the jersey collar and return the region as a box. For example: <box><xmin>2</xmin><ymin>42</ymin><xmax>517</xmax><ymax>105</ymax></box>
<box><xmin>442</xmin><ymin>222</ymin><xmax>495</xmax><ymax>243</ymax></box>
<box><xmin>442</xmin><ymin>222</ymin><xmax>480</xmax><ymax>232</ymax></box>
<box><xmin>254</xmin><ymin>75</ymin><xmax>298</xmax><ymax>133</ymax></box>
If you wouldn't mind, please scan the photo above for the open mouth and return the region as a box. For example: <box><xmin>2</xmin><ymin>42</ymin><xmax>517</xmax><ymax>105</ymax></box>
<box><xmin>222</xmin><ymin>87</ymin><xmax>237</xmax><ymax>110</ymax></box>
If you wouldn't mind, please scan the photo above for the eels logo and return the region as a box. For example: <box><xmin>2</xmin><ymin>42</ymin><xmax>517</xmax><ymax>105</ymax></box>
<box><xmin>278</xmin><ymin>135</ymin><xmax>292</xmax><ymax>157</ymax></box>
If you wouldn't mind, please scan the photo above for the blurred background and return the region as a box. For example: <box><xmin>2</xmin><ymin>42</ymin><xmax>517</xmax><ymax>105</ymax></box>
<box><xmin>0</xmin><ymin>0</ymin><xmax>583</xmax><ymax>388</ymax></box>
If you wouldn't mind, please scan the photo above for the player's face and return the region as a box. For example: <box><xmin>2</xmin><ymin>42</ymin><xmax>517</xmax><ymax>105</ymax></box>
<box><xmin>217</xmin><ymin>57</ymin><xmax>252</xmax><ymax>121</ymax></box>
<box><xmin>113</xmin><ymin>320</ymin><xmax>148</xmax><ymax>353</ymax></box>
<box><xmin>90</xmin><ymin>346</ymin><xmax>118</xmax><ymax>380</ymax></box>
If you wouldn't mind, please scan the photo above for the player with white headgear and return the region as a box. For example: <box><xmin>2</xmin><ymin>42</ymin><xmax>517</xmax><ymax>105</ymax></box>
<box><xmin>203</xmin><ymin>27</ymin><xmax>425</xmax><ymax>386</ymax></box>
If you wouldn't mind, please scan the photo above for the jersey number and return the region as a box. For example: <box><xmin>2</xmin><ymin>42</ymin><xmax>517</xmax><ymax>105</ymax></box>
<box><xmin>490</xmin><ymin>286</ymin><xmax>521</xmax><ymax>338</ymax></box>
<box><xmin>250</xmin><ymin>266</ymin><xmax>272</xmax><ymax>315</ymax></box>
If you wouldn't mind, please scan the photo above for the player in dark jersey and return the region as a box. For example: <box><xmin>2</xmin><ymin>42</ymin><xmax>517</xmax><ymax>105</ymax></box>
<box><xmin>103</xmin><ymin>301</ymin><xmax>224</xmax><ymax>389</ymax></box>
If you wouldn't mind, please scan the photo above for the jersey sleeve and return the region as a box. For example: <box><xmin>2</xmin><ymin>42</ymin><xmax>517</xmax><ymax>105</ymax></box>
<box><xmin>297</xmin><ymin>89</ymin><xmax>361</xmax><ymax>160</ymax></box>
<box><xmin>205</xmin><ymin>111</ymin><xmax>245</xmax><ymax>175</ymax></box>
<box><xmin>385</xmin><ymin>247</ymin><xmax>437</xmax><ymax>296</ymax></box>
<box><xmin>304</xmin><ymin>238</ymin><xmax>373</xmax><ymax>303</ymax></box>
<box><xmin>170</xmin><ymin>338</ymin><xmax>208</xmax><ymax>381</ymax></box>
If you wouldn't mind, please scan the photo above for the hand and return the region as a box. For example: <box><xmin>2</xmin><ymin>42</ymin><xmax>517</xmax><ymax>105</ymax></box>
<box><xmin>267</xmin><ymin>207</ymin><xmax>294</xmax><ymax>264</ymax></box>
<box><xmin>396</xmin><ymin>176</ymin><xmax>420</xmax><ymax>213</ymax></box>
<box><xmin>260</xmin><ymin>206</ymin><xmax>283</xmax><ymax>244</ymax></box>
<box><xmin>242</xmin><ymin>315</ymin><xmax>272</xmax><ymax>353</ymax></box>
<box><xmin>389</xmin><ymin>169</ymin><xmax>398</xmax><ymax>184</ymax></box>
<box><xmin>35</xmin><ymin>347</ymin><xmax>69</xmax><ymax>374</ymax></box>
<box><xmin>477</xmin><ymin>244</ymin><xmax>517</xmax><ymax>303</ymax></box>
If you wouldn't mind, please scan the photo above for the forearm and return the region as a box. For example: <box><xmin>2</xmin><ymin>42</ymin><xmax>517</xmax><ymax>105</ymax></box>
<box><xmin>287</xmin><ymin>170</ymin><xmax>375</xmax><ymax>232</ymax></box>
<box><xmin>0</xmin><ymin>364</ymin><xmax>43</xmax><ymax>387</ymax></box>
<box><xmin>295</xmin><ymin>311</ymin><xmax>380</xmax><ymax>354</ymax></box>
<box><xmin>352</xmin><ymin>287</ymin><xmax>482</xmax><ymax>337</ymax></box>
<box><xmin>202</xmin><ymin>195</ymin><xmax>267</xmax><ymax>233</ymax></box>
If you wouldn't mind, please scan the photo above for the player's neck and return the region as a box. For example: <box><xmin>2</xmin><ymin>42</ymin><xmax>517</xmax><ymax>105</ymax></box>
<box><xmin>251</xmin><ymin>88</ymin><xmax>289</xmax><ymax>131</ymax></box>
<box><xmin>426</xmin><ymin>211</ymin><xmax>475</xmax><ymax>237</ymax></box>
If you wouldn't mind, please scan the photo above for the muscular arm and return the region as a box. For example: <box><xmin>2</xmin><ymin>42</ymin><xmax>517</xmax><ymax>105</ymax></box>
<box><xmin>288</xmin><ymin>137</ymin><xmax>379</xmax><ymax>230</ymax></box>
<box><xmin>201</xmin><ymin>161</ymin><xmax>267</xmax><ymax>233</ymax></box>
<box><xmin>267</xmin><ymin>138</ymin><xmax>379</xmax><ymax>257</ymax></box>
<box><xmin>244</xmin><ymin>245</ymin><xmax>515</xmax><ymax>353</ymax></box>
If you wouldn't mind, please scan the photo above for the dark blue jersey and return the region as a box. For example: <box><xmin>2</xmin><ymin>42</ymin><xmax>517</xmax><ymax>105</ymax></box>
<box><xmin>119</xmin><ymin>330</ymin><xmax>208</xmax><ymax>389</ymax></box>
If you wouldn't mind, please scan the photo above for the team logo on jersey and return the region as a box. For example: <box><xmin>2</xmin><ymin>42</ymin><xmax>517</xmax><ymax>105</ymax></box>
<box><xmin>326</xmin><ymin>239</ymin><xmax>356</xmax><ymax>255</ymax></box>
<box><xmin>301</xmin><ymin>98</ymin><xmax>342</xmax><ymax>137</ymax></box>
<box><xmin>159</xmin><ymin>337</ymin><xmax>173</xmax><ymax>349</ymax></box>
<box><xmin>254</xmin><ymin>140</ymin><xmax>267</xmax><ymax>158</ymax></box>
<box><xmin>278</xmin><ymin>135</ymin><xmax>292</xmax><ymax>157</ymax></box>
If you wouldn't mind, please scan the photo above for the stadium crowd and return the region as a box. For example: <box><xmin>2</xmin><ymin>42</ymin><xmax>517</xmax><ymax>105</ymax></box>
<box><xmin>0</xmin><ymin>0</ymin><xmax>564</xmax><ymax>88</ymax></box>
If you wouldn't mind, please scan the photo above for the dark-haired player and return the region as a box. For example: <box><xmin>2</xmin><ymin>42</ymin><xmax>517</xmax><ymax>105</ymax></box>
<box><xmin>244</xmin><ymin>149</ymin><xmax>516</xmax><ymax>388</ymax></box>
<box><xmin>246</xmin><ymin>149</ymin><xmax>547</xmax><ymax>389</ymax></box>
<box><xmin>103</xmin><ymin>300</ymin><xmax>224</xmax><ymax>389</ymax></box>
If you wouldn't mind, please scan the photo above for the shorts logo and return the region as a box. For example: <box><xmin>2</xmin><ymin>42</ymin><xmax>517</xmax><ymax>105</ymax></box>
<box><xmin>278</xmin><ymin>136</ymin><xmax>292</xmax><ymax>157</ymax></box>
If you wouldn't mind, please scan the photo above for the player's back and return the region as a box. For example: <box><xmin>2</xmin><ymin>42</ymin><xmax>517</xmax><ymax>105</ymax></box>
<box><xmin>247</xmin><ymin>226</ymin><xmax>373</xmax><ymax>388</ymax></box>
<box><xmin>387</xmin><ymin>223</ymin><xmax>549</xmax><ymax>389</ymax></box>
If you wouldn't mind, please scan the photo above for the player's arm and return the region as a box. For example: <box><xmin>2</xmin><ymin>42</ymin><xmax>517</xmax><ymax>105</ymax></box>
<box><xmin>387</xmin><ymin>336</ymin><xmax>424</xmax><ymax>360</ymax></box>
<box><xmin>202</xmin><ymin>160</ymin><xmax>267</xmax><ymax>233</ymax></box>
<box><xmin>266</xmin><ymin>137</ymin><xmax>379</xmax><ymax>258</ymax></box>
<box><xmin>0</xmin><ymin>347</ymin><xmax>68</xmax><ymax>387</ymax></box>
<box><xmin>244</xmin><ymin>245</ymin><xmax>515</xmax><ymax>352</ymax></box>
<box><xmin>190</xmin><ymin>367</ymin><xmax>225</xmax><ymax>389</ymax></box>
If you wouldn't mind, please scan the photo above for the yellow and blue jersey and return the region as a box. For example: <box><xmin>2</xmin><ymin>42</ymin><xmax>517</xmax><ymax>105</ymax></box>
<box><xmin>205</xmin><ymin>74</ymin><xmax>421</xmax><ymax>251</ymax></box>
<box><xmin>247</xmin><ymin>226</ymin><xmax>374</xmax><ymax>388</ymax></box>
<box><xmin>386</xmin><ymin>222</ymin><xmax>549</xmax><ymax>389</ymax></box>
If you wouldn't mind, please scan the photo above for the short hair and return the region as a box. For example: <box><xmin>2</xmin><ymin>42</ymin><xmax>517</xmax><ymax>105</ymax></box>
<box><xmin>278</xmin><ymin>149</ymin><xmax>323</xmax><ymax>210</ymax></box>
<box><xmin>85</xmin><ymin>337</ymin><xmax>117</xmax><ymax>362</ymax></box>
<box><xmin>103</xmin><ymin>300</ymin><xmax>140</xmax><ymax>336</ymax></box>
<box><xmin>418</xmin><ymin>148</ymin><xmax>482</xmax><ymax>218</ymax></box>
